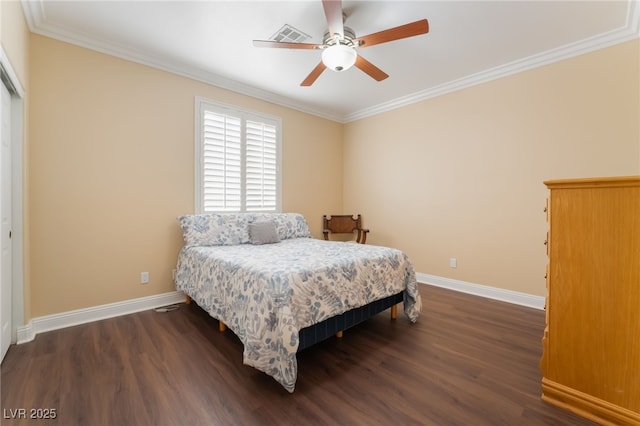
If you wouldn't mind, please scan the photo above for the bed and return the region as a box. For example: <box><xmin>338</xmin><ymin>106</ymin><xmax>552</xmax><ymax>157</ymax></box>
<box><xmin>174</xmin><ymin>212</ymin><xmax>421</xmax><ymax>392</ymax></box>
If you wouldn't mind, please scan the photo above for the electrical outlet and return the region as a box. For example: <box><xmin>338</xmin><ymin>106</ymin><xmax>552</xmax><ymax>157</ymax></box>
<box><xmin>140</xmin><ymin>272</ymin><xmax>149</xmax><ymax>284</ymax></box>
<box><xmin>449</xmin><ymin>258</ymin><xmax>457</xmax><ymax>268</ymax></box>
<box><xmin>172</xmin><ymin>269</ymin><xmax>177</xmax><ymax>281</ymax></box>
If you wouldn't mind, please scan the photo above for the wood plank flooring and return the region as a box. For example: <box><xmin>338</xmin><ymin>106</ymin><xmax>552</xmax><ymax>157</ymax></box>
<box><xmin>1</xmin><ymin>285</ymin><xmax>596</xmax><ymax>425</ymax></box>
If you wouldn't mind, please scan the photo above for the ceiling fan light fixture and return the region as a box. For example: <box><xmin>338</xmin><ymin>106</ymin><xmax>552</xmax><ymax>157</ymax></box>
<box><xmin>321</xmin><ymin>44</ymin><xmax>357</xmax><ymax>72</ymax></box>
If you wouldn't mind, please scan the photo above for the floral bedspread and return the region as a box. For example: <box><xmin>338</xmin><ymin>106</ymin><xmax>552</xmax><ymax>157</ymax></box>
<box><xmin>175</xmin><ymin>237</ymin><xmax>421</xmax><ymax>392</ymax></box>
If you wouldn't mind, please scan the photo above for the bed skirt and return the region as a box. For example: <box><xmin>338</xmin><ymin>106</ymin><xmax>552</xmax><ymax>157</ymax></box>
<box><xmin>297</xmin><ymin>291</ymin><xmax>404</xmax><ymax>351</ymax></box>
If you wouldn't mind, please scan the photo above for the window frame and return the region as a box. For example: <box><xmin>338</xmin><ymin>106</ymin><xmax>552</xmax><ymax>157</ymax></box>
<box><xmin>194</xmin><ymin>97</ymin><xmax>282</xmax><ymax>214</ymax></box>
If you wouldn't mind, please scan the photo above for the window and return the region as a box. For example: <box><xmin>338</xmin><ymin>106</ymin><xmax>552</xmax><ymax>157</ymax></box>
<box><xmin>195</xmin><ymin>98</ymin><xmax>281</xmax><ymax>213</ymax></box>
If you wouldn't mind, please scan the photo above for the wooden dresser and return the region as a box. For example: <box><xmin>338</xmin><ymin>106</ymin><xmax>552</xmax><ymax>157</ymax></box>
<box><xmin>541</xmin><ymin>176</ymin><xmax>640</xmax><ymax>425</ymax></box>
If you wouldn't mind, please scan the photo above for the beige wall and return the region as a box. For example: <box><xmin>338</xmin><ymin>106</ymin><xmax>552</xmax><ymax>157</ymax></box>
<box><xmin>1</xmin><ymin>0</ymin><xmax>29</xmax><ymax>87</ymax></box>
<box><xmin>29</xmin><ymin>34</ymin><xmax>342</xmax><ymax>318</ymax></box>
<box><xmin>344</xmin><ymin>39</ymin><xmax>640</xmax><ymax>296</ymax></box>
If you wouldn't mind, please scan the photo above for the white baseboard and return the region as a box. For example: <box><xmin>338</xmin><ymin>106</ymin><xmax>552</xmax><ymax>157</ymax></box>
<box><xmin>416</xmin><ymin>273</ymin><xmax>545</xmax><ymax>310</ymax></box>
<box><xmin>16</xmin><ymin>291</ymin><xmax>185</xmax><ymax>344</ymax></box>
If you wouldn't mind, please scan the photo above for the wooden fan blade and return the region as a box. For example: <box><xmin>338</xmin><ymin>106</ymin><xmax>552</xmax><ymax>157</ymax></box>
<box><xmin>253</xmin><ymin>40</ymin><xmax>323</xmax><ymax>50</ymax></box>
<box><xmin>354</xmin><ymin>55</ymin><xmax>389</xmax><ymax>82</ymax></box>
<box><xmin>354</xmin><ymin>19</ymin><xmax>429</xmax><ymax>48</ymax></box>
<box><xmin>322</xmin><ymin>0</ymin><xmax>344</xmax><ymax>38</ymax></box>
<box><xmin>301</xmin><ymin>62</ymin><xmax>327</xmax><ymax>86</ymax></box>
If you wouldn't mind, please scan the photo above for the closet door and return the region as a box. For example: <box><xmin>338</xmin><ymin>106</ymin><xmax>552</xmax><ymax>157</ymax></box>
<box><xmin>0</xmin><ymin>80</ymin><xmax>12</xmax><ymax>362</ymax></box>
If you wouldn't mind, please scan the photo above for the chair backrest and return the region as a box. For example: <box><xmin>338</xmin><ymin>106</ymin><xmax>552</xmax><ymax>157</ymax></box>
<box><xmin>322</xmin><ymin>214</ymin><xmax>368</xmax><ymax>244</ymax></box>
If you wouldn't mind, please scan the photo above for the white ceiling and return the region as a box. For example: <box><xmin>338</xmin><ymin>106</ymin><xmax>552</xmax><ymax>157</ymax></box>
<box><xmin>22</xmin><ymin>0</ymin><xmax>640</xmax><ymax>122</ymax></box>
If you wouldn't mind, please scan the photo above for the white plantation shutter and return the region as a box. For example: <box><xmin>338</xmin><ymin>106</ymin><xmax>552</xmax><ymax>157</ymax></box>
<box><xmin>246</xmin><ymin>119</ymin><xmax>277</xmax><ymax>211</ymax></box>
<box><xmin>196</xmin><ymin>98</ymin><xmax>281</xmax><ymax>213</ymax></box>
<box><xmin>202</xmin><ymin>112</ymin><xmax>242</xmax><ymax>212</ymax></box>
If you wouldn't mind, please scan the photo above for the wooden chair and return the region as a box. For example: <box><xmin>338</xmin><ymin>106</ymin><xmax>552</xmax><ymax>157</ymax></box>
<box><xmin>322</xmin><ymin>214</ymin><xmax>369</xmax><ymax>244</ymax></box>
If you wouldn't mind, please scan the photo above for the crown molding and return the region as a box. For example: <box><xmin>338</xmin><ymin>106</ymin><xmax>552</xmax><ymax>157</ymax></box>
<box><xmin>20</xmin><ymin>0</ymin><xmax>343</xmax><ymax>122</ymax></box>
<box><xmin>20</xmin><ymin>0</ymin><xmax>44</xmax><ymax>31</ymax></box>
<box><xmin>345</xmin><ymin>0</ymin><xmax>640</xmax><ymax>123</ymax></box>
<box><xmin>22</xmin><ymin>0</ymin><xmax>640</xmax><ymax>124</ymax></box>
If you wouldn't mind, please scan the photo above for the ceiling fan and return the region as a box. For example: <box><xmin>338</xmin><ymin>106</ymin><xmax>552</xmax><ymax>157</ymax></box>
<box><xmin>253</xmin><ymin>0</ymin><xmax>429</xmax><ymax>86</ymax></box>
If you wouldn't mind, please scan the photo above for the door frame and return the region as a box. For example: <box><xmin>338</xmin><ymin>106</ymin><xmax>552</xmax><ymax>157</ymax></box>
<box><xmin>1</xmin><ymin>47</ymin><xmax>25</xmax><ymax>345</ymax></box>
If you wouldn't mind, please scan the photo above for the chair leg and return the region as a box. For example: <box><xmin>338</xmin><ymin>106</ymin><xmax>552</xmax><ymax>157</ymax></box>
<box><xmin>185</xmin><ymin>295</ymin><xmax>191</xmax><ymax>304</ymax></box>
<box><xmin>336</xmin><ymin>331</ymin><xmax>343</xmax><ymax>338</ymax></box>
<box><xmin>219</xmin><ymin>321</ymin><xmax>227</xmax><ymax>332</ymax></box>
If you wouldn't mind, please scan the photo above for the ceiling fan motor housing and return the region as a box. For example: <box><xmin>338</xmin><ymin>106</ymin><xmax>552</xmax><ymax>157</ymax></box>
<box><xmin>322</xmin><ymin>26</ymin><xmax>357</xmax><ymax>46</ymax></box>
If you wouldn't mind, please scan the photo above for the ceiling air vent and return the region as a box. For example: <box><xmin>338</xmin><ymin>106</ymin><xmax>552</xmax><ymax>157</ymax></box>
<box><xmin>270</xmin><ymin>24</ymin><xmax>311</xmax><ymax>43</ymax></box>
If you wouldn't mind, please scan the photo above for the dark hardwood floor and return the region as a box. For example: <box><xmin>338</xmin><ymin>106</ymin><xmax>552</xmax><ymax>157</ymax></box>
<box><xmin>1</xmin><ymin>285</ymin><xmax>596</xmax><ymax>426</ymax></box>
